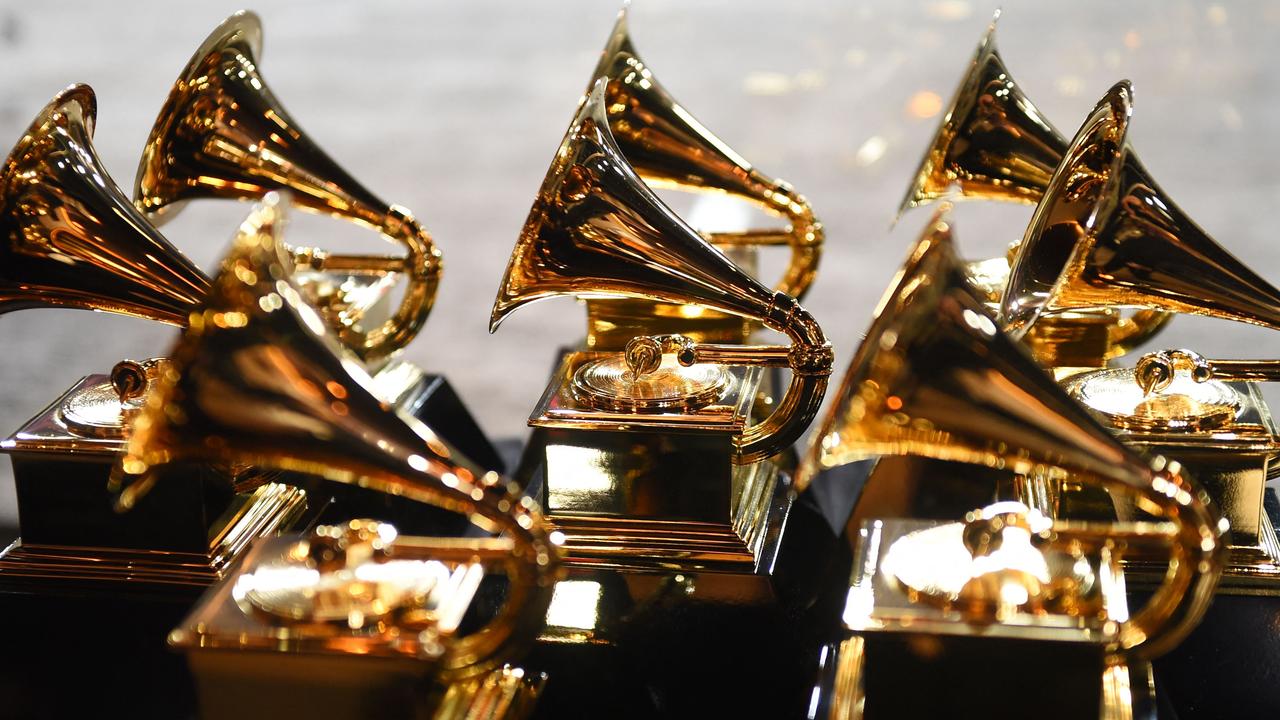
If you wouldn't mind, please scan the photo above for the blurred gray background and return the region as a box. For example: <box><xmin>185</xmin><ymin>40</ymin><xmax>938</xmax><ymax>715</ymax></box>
<box><xmin>0</xmin><ymin>0</ymin><xmax>1278</xmax><ymax>523</ymax></box>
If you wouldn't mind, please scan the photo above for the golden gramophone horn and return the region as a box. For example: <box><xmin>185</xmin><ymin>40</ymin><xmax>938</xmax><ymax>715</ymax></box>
<box><xmin>491</xmin><ymin>80</ymin><xmax>832</xmax><ymax>463</ymax></box>
<box><xmin>134</xmin><ymin>10</ymin><xmax>438</xmax><ymax>362</ymax></box>
<box><xmin>591</xmin><ymin>5</ymin><xmax>822</xmax><ymax>300</ymax></box>
<box><xmin>0</xmin><ymin>84</ymin><xmax>208</xmax><ymax>324</ymax></box>
<box><xmin>111</xmin><ymin>196</ymin><xmax>559</xmax><ymax>673</ymax></box>
<box><xmin>797</xmin><ymin>212</ymin><xmax>1225</xmax><ymax>659</ymax></box>
<box><xmin>898</xmin><ymin>10</ymin><xmax>1066</xmax><ymax>215</ymax></box>
<box><xmin>1003</xmin><ymin>81</ymin><xmax>1280</xmax><ymax>340</ymax></box>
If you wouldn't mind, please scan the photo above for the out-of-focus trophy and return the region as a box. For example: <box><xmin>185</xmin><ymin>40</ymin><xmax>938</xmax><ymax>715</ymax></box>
<box><xmin>898</xmin><ymin>12</ymin><xmax>1171</xmax><ymax>370</ymax></box>
<box><xmin>0</xmin><ymin>85</ymin><xmax>311</xmax><ymax>594</ymax></box>
<box><xmin>132</xmin><ymin>10</ymin><xmax>503</xmax><ymax>472</ymax></box>
<box><xmin>491</xmin><ymin>78</ymin><xmax>831</xmax><ymax>608</ymax></box>
<box><xmin>1001</xmin><ymin>80</ymin><xmax>1280</xmax><ymax>594</ymax></box>
<box><xmin>109</xmin><ymin>197</ymin><xmax>560</xmax><ymax>720</ymax></box>
<box><xmin>799</xmin><ymin>216</ymin><xmax>1224</xmax><ymax>719</ymax></box>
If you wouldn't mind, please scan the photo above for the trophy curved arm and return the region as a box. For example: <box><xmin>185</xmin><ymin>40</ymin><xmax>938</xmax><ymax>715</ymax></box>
<box><xmin>695</xmin><ymin>171</ymin><xmax>823</xmax><ymax>303</ymax></box>
<box><xmin>135</xmin><ymin>10</ymin><xmax>441</xmax><ymax>362</ymax></box>
<box><xmin>291</xmin><ymin>207</ymin><xmax>441</xmax><ymax>362</ymax></box>
<box><xmin>626</xmin><ymin>297</ymin><xmax>833</xmax><ymax>463</ymax></box>
<box><xmin>1063</xmin><ymin>460</ymin><xmax>1225</xmax><ymax>660</ymax></box>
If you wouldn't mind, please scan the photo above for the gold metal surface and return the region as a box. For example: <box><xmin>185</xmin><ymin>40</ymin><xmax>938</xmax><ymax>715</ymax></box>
<box><xmin>530</xmin><ymin>351</ymin><xmax>755</xmax><ymax>433</ymax></box>
<box><xmin>1069</xmin><ymin>358</ymin><xmax>1280</xmax><ymax>594</ymax></box>
<box><xmin>797</xmin><ymin>212</ymin><xmax>1225</xmax><ymax>658</ymax></box>
<box><xmin>0</xmin><ymin>84</ymin><xmax>208</xmax><ymax>324</ymax></box>
<box><xmin>582</xmin><ymin>7</ymin><xmax>823</xmax><ymax>346</ymax></box>
<box><xmin>1068</xmin><ymin>367</ymin><xmax>1243</xmax><ymax>432</ymax></box>
<box><xmin>831</xmin><ymin>517</ymin><xmax>1158</xmax><ymax>719</ymax></box>
<box><xmin>879</xmin><ymin>502</ymin><xmax>1110</xmax><ymax>621</ymax></box>
<box><xmin>432</xmin><ymin>665</ymin><xmax>545</xmax><ymax>720</ymax></box>
<box><xmin>56</xmin><ymin>358</ymin><xmax>170</xmax><ymax>439</ymax></box>
<box><xmin>968</xmin><ymin>257</ymin><xmax>1172</xmax><ymax>367</ymax></box>
<box><xmin>897</xmin><ymin>18</ymin><xmax>1171</xmax><ymax>364</ymax></box>
<box><xmin>491</xmin><ymin>80</ymin><xmax>831</xmax><ymax>463</ymax></box>
<box><xmin>571</xmin><ymin>354</ymin><xmax>731</xmax><ymax>412</ymax></box>
<box><xmin>898</xmin><ymin>11</ymin><xmax>1065</xmax><ymax>213</ymax></box>
<box><xmin>135</xmin><ymin>10</ymin><xmax>439</xmax><ymax>361</ymax></box>
<box><xmin>112</xmin><ymin>196</ymin><xmax>560</xmax><ymax>671</ymax></box>
<box><xmin>1135</xmin><ymin>348</ymin><xmax>1280</xmax><ymax>395</ymax></box>
<box><xmin>1004</xmin><ymin>81</ymin><xmax>1280</xmax><ymax>339</ymax></box>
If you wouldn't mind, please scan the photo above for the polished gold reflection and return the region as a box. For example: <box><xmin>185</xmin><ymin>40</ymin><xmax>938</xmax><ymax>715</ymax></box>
<box><xmin>899</xmin><ymin>10</ymin><xmax>1065</xmax><ymax>214</ymax></box>
<box><xmin>112</xmin><ymin>196</ymin><xmax>560</xmax><ymax>673</ymax></box>
<box><xmin>135</xmin><ymin>10</ymin><xmax>439</xmax><ymax>361</ymax></box>
<box><xmin>490</xmin><ymin>80</ymin><xmax>832</xmax><ymax>463</ymax></box>
<box><xmin>798</xmin><ymin>212</ymin><xmax>1224</xmax><ymax>659</ymax></box>
<box><xmin>0</xmin><ymin>84</ymin><xmax>207</xmax><ymax>324</ymax></box>
<box><xmin>1004</xmin><ymin>81</ymin><xmax>1280</xmax><ymax>340</ymax></box>
<box><xmin>593</xmin><ymin>5</ymin><xmax>822</xmax><ymax>301</ymax></box>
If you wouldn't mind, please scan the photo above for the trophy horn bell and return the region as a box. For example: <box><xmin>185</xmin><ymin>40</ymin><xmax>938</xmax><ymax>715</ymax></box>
<box><xmin>798</xmin><ymin>211</ymin><xmax>1225</xmax><ymax>660</ymax></box>
<box><xmin>593</xmin><ymin>5</ymin><xmax>822</xmax><ymax>300</ymax></box>
<box><xmin>112</xmin><ymin>195</ymin><xmax>559</xmax><ymax>673</ymax></box>
<box><xmin>491</xmin><ymin>79</ymin><xmax>832</xmax><ymax>463</ymax></box>
<box><xmin>134</xmin><ymin>9</ymin><xmax>439</xmax><ymax>361</ymax></box>
<box><xmin>898</xmin><ymin>10</ymin><xmax>1067</xmax><ymax>217</ymax></box>
<box><xmin>1002</xmin><ymin>81</ymin><xmax>1280</xmax><ymax>340</ymax></box>
<box><xmin>0</xmin><ymin>84</ymin><xmax>209</xmax><ymax>325</ymax></box>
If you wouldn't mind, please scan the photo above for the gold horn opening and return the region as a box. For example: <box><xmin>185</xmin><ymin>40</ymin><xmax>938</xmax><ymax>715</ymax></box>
<box><xmin>111</xmin><ymin>196</ymin><xmax>560</xmax><ymax>673</ymax></box>
<box><xmin>592</xmin><ymin>6</ymin><xmax>823</xmax><ymax>301</ymax></box>
<box><xmin>135</xmin><ymin>10</ymin><xmax>439</xmax><ymax>361</ymax></box>
<box><xmin>1003</xmin><ymin>80</ymin><xmax>1280</xmax><ymax>340</ymax></box>
<box><xmin>898</xmin><ymin>11</ymin><xmax>1066</xmax><ymax>216</ymax></box>
<box><xmin>491</xmin><ymin>79</ymin><xmax>832</xmax><ymax>462</ymax></box>
<box><xmin>799</xmin><ymin>212</ymin><xmax>1225</xmax><ymax>659</ymax></box>
<box><xmin>0</xmin><ymin>84</ymin><xmax>209</xmax><ymax>324</ymax></box>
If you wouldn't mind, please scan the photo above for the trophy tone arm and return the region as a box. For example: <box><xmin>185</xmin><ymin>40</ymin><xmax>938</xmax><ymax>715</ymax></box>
<box><xmin>1135</xmin><ymin>348</ymin><xmax>1280</xmax><ymax>396</ymax></box>
<box><xmin>624</xmin><ymin>295</ymin><xmax>833</xmax><ymax>464</ymax></box>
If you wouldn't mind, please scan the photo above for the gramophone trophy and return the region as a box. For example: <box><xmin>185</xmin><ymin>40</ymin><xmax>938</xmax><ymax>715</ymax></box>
<box><xmin>490</xmin><ymin>79</ymin><xmax>832</xmax><ymax>607</ymax></box>
<box><xmin>133</xmin><ymin>10</ymin><xmax>501</xmax><ymax>471</ymax></box>
<box><xmin>898</xmin><ymin>11</ymin><xmax>1170</xmax><ymax>369</ymax></box>
<box><xmin>797</xmin><ymin>214</ymin><xmax>1225</xmax><ymax>718</ymax></box>
<box><xmin>999</xmin><ymin>80</ymin><xmax>1280</xmax><ymax>593</ymax></box>
<box><xmin>109</xmin><ymin>196</ymin><xmax>560</xmax><ymax>719</ymax></box>
<box><xmin>576</xmin><ymin>7</ymin><xmax>823</xmax><ymax>349</ymax></box>
<box><xmin>0</xmin><ymin>85</ymin><xmax>309</xmax><ymax>594</ymax></box>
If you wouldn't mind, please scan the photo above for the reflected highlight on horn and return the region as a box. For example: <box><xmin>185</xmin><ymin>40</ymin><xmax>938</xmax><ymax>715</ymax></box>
<box><xmin>112</xmin><ymin>195</ymin><xmax>560</xmax><ymax>673</ymax></box>
<box><xmin>799</xmin><ymin>211</ymin><xmax>1224</xmax><ymax>659</ymax></box>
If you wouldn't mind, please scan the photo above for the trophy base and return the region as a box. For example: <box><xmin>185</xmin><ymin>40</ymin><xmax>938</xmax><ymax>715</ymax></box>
<box><xmin>0</xmin><ymin>481</ymin><xmax>309</xmax><ymax>597</ymax></box>
<box><xmin>172</xmin><ymin>533</ymin><xmax>545</xmax><ymax>720</ymax></box>
<box><xmin>186</xmin><ymin>651</ymin><xmax>543</xmax><ymax>720</ymax></box>
<box><xmin>808</xmin><ymin>636</ymin><xmax>1155</xmax><ymax>720</ymax></box>
<box><xmin>550</xmin><ymin>460</ymin><xmax>789</xmax><ymax>580</ymax></box>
